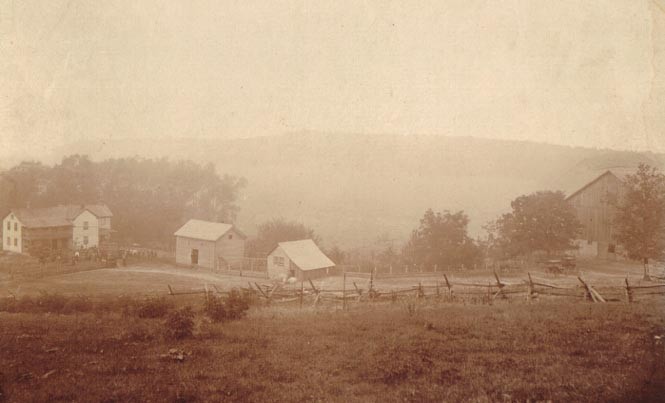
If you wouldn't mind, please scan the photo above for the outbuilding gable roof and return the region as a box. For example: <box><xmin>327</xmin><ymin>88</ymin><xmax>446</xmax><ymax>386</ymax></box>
<box><xmin>272</xmin><ymin>239</ymin><xmax>335</xmax><ymax>271</ymax></box>
<box><xmin>174</xmin><ymin>219</ymin><xmax>245</xmax><ymax>241</ymax></box>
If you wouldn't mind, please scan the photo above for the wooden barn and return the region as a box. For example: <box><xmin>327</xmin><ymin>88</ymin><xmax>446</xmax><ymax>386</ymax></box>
<box><xmin>565</xmin><ymin>169</ymin><xmax>632</xmax><ymax>258</ymax></box>
<box><xmin>174</xmin><ymin>219</ymin><xmax>246</xmax><ymax>269</ymax></box>
<box><xmin>267</xmin><ymin>239</ymin><xmax>335</xmax><ymax>281</ymax></box>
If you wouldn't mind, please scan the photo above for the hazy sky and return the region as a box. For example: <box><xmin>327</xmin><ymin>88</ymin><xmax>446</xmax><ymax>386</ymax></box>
<box><xmin>1</xmin><ymin>0</ymin><xmax>664</xmax><ymax>164</ymax></box>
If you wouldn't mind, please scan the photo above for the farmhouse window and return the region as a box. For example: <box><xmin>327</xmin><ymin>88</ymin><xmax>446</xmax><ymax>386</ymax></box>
<box><xmin>228</xmin><ymin>234</ymin><xmax>233</xmax><ymax>240</ymax></box>
<box><xmin>273</xmin><ymin>256</ymin><xmax>284</xmax><ymax>266</ymax></box>
<box><xmin>14</xmin><ymin>238</ymin><xmax>17</xmax><ymax>246</ymax></box>
<box><xmin>83</xmin><ymin>236</ymin><xmax>89</xmax><ymax>245</ymax></box>
<box><xmin>14</xmin><ymin>223</ymin><xmax>17</xmax><ymax>231</ymax></box>
<box><xmin>6</xmin><ymin>221</ymin><xmax>9</xmax><ymax>230</ymax></box>
<box><xmin>83</xmin><ymin>221</ymin><xmax>89</xmax><ymax>230</ymax></box>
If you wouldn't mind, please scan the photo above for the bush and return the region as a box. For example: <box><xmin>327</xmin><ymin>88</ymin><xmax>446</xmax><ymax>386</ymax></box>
<box><xmin>203</xmin><ymin>294</ymin><xmax>227</xmax><ymax>323</ymax></box>
<box><xmin>225</xmin><ymin>289</ymin><xmax>251</xmax><ymax>320</ymax></box>
<box><xmin>203</xmin><ymin>289</ymin><xmax>251</xmax><ymax>323</ymax></box>
<box><xmin>164</xmin><ymin>306</ymin><xmax>195</xmax><ymax>340</ymax></box>
<box><xmin>136</xmin><ymin>298</ymin><xmax>172</xmax><ymax>319</ymax></box>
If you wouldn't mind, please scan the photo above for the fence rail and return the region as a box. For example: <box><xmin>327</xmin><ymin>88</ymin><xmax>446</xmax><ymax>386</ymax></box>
<box><xmin>166</xmin><ymin>271</ymin><xmax>665</xmax><ymax>308</ymax></box>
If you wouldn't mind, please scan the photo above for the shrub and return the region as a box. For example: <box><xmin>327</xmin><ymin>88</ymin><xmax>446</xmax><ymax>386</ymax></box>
<box><xmin>224</xmin><ymin>289</ymin><xmax>251</xmax><ymax>320</ymax></box>
<box><xmin>164</xmin><ymin>306</ymin><xmax>195</xmax><ymax>340</ymax></box>
<box><xmin>203</xmin><ymin>293</ymin><xmax>227</xmax><ymax>323</ymax></box>
<box><xmin>137</xmin><ymin>298</ymin><xmax>172</xmax><ymax>319</ymax></box>
<box><xmin>203</xmin><ymin>289</ymin><xmax>251</xmax><ymax>323</ymax></box>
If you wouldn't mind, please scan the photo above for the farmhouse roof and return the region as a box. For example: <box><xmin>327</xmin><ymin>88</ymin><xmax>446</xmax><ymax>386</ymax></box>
<box><xmin>564</xmin><ymin>168</ymin><xmax>635</xmax><ymax>201</ymax></box>
<box><xmin>273</xmin><ymin>239</ymin><xmax>335</xmax><ymax>271</ymax></box>
<box><xmin>7</xmin><ymin>204</ymin><xmax>114</xmax><ymax>228</ymax></box>
<box><xmin>174</xmin><ymin>219</ymin><xmax>245</xmax><ymax>241</ymax></box>
<box><xmin>86</xmin><ymin>204</ymin><xmax>113</xmax><ymax>217</ymax></box>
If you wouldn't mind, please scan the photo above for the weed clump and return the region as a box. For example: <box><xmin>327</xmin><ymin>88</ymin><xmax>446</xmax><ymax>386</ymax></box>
<box><xmin>203</xmin><ymin>289</ymin><xmax>251</xmax><ymax>323</ymax></box>
<box><xmin>163</xmin><ymin>306</ymin><xmax>195</xmax><ymax>340</ymax></box>
<box><xmin>136</xmin><ymin>297</ymin><xmax>172</xmax><ymax>318</ymax></box>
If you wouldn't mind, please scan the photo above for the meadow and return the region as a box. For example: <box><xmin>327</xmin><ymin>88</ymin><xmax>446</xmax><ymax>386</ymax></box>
<box><xmin>1</xmin><ymin>294</ymin><xmax>663</xmax><ymax>402</ymax></box>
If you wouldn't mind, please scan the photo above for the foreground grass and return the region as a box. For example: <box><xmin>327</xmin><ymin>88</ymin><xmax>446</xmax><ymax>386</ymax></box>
<box><xmin>0</xmin><ymin>300</ymin><xmax>664</xmax><ymax>402</ymax></box>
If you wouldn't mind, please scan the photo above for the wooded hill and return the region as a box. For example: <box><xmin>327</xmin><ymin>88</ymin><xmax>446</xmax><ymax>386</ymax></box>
<box><xmin>7</xmin><ymin>132</ymin><xmax>665</xmax><ymax>251</ymax></box>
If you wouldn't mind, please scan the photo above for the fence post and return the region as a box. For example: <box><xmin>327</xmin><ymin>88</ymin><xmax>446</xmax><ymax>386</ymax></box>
<box><xmin>369</xmin><ymin>268</ymin><xmax>374</xmax><ymax>299</ymax></box>
<box><xmin>493</xmin><ymin>271</ymin><xmax>505</xmax><ymax>299</ymax></box>
<box><xmin>443</xmin><ymin>273</ymin><xmax>452</xmax><ymax>298</ymax></box>
<box><xmin>436</xmin><ymin>281</ymin><xmax>440</xmax><ymax>297</ymax></box>
<box><xmin>527</xmin><ymin>272</ymin><xmax>534</xmax><ymax>302</ymax></box>
<box><xmin>487</xmin><ymin>281</ymin><xmax>492</xmax><ymax>305</ymax></box>
<box><xmin>342</xmin><ymin>272</ymin><xmax>347</xmax><ymax>311</ymax></box>
<box><xmin>300</xmin><ymin>281</ymin><xmax>304</xmax><ymax>309</ymax></box>
<box><xmin>577</xmin><ymin>277</ymin><xmax>598</xmax><ymax>302</ymax></box>
<box><xmin>624</xmin><ymin>278</ymin><xmax>633</xmax><ymax>303</ymax></box>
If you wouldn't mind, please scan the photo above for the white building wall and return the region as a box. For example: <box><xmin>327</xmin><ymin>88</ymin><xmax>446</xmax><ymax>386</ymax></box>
<box><xmin>2</xmin><ymin>213</ymin><xmax>23</xmax><ymax>253</ymax></box>
<box><xmin>72</xmin><ymin>210</ymin><xmax>99</xmax><ymax>249</ymax></box>
<box><xmin>175</xmin><ymin>236</ymin><xmax>216</xmax><ymax>268</ymax></box>
<box><xmin>267</xmin><ymin>246</ymin><xmax>292</xmax><ymax>280</ymax></box>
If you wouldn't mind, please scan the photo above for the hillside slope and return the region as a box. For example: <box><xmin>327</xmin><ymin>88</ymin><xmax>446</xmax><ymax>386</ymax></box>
<box><xmin>66</xmin><ymin>133</ymin><xmax>664</xmax><ymax>250</ymax></box>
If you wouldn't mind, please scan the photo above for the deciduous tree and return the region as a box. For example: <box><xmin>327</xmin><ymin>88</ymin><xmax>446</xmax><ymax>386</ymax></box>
<box><xmin>404</xmin><ymin>209</ymin><xmax>480</xmax><ymax>270</ymax></box>
<box><xmin>613</xmin><ymin>164</ymin><xmax>665</xmax><ymax>279</ymax></box>
<box><xmin>247</xmin><ymin>218</ymin><xmax>320</xmax><ymax>257</ymax></box>
<box><xmin>491</xmin><ymin>191</ymin><xmax>582</xmax><ymax>258</ymax></box>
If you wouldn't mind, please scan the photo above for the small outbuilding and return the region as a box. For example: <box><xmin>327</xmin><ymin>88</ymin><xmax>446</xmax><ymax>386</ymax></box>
<box><xmin>174</xmin><ymin>219</ymin><xmax>246</xmax><ymax>269</ymax></box>
<box><xmin>267</xmin><ymin>239</ymin><xmax>335</xmax><ymax>281</ymax></box>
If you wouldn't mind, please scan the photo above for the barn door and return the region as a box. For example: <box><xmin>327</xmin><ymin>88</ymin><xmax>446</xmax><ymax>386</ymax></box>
<box><xmin>191</xmin><ymin>249</ymin><xmax>199</xmax><ymax>265</ymax></box>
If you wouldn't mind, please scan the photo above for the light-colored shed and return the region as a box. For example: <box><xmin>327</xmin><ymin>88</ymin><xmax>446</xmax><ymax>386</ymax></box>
<box><xmin>267</xmin><ymin>239</ymin><xmax>335</xmax><ymax>281</ymax></box>
<box><xmin>174</xmin><ymin>219</ymin><xmax>246</xmax><ymax>269</ymax></box>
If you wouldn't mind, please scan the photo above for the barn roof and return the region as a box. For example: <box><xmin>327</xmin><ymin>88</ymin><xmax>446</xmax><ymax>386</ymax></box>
<box><xmin>273</xmin><ymin>239</ymin><xmax>335</xmax><ymax>271</ymax></box>
<box><xmin>7</xmin><ymin>204</ymin><xmax>113</xmax><ymax>228</ymax></box>
<box><xmin>174</xmin><ymin>219</ymin><xmax>245</xmax><ymax>241</ymax></box>
<box><xmin>564</xmin><ymin>168</ymin><xmax>635</xmax><ymax>201</ymax></box>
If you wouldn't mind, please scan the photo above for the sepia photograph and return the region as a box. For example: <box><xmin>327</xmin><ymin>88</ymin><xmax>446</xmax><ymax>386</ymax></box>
<box><xmin>1</xmin><ymin>1</ymin><xmax>664</xmax><ymax>402</ymax></box>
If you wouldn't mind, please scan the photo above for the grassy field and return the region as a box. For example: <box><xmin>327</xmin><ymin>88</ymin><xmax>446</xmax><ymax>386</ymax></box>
<box><xmin>0</xmin><ymin>257</ymin><xmax>658</xmax><ymax>299</ymax></box>
<box><xmin>1</xmin><ymin>297</ymin><xmax>664</xmax><ymax>402</ymax></box>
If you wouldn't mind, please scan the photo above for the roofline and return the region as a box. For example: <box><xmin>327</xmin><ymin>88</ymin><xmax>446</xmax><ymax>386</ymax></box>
<box><xmin>173</xmin><ymin>223</ymin><xmax>247</xmax><ymax>241</ymax></box>
<box><xmin>565</xmin><ymin>170</ymin><xmax>622</xmax><ymax>201</ymax></box>
<box><xmin>266</xmin><ymin>243</ymin><xmax>281</xmax><ymax>257</ymax></box>
<box><xmin>2</xmin><ymin>211</ymin><xmax>22</xmax><ymax>226</ymax></box>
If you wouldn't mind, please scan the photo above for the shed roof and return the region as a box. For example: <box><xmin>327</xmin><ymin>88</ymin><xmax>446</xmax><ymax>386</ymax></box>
<box><xmin>273</xmin><ymin>239</ymin><xmax>335</xmax><ymax>271</ymax></box>
<box><xmin>174</xmin><ymin>219</ymin><xmax>244</xmax><ymax>241</ymax></box>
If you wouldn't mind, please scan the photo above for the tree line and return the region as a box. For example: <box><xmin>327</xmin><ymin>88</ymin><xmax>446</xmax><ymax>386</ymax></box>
<box><xmin>272</xmin><ymin>164</ymin><xmax>664</xmax><ymax>274</ymax></box>
<box><xmin>0</xmin><ymin>155</ymin><xmax>246</xmax><ymax>246</ymax></box>
<box><xmin>2</xmin><ymin>156</ymin><xmax>663</xmax><ymax>274</ymax></box>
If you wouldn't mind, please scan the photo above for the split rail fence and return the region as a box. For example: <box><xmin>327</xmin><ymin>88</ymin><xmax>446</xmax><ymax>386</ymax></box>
<box><xmin>167</xmin><ymin>271</ymin><xmax>665</xmax><ymax>307</ymax></box>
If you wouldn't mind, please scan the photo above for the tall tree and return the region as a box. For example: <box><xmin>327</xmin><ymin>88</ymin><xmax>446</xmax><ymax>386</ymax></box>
<box><xmin>1</xmin><ymin>156</ymin><xmax>246</xmax><ymax>247</ymax></box>
<box><xmin>404</xmin><ymin>209</ymin><xmax>480</xmax><ymax>270</ymax></box>
<box><xmin>492</xmin><ymin>191</ymin><xmax>582</xmax><ymax>258</ymax></box>
<box><xmin>613</xmin><ymin>164</ymin><xmax>665</xmax><ymax>279</ymax></box>
<box><xmin>247</xmin><ymin>218</ymin><xmax>320</xmax><ymax>257</ymax></box>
